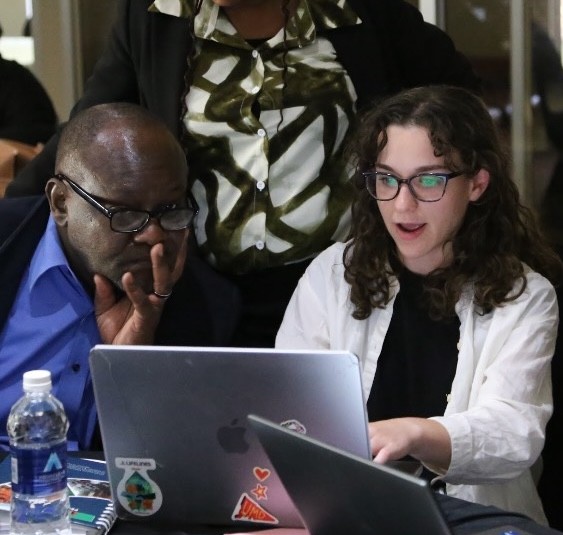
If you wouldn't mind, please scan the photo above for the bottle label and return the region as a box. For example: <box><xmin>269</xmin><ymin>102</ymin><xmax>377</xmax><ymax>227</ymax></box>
<box><xmin>11</xmin><ymin>442</ymin><xmax>68</xmax><ymax>495</ymax></box>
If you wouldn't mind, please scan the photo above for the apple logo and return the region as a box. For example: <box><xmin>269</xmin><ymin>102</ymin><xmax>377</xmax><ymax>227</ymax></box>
<box><xmin>217</xmin><ymin>418</ymin><xmax>250</xmax><ymax>454</ymax></box>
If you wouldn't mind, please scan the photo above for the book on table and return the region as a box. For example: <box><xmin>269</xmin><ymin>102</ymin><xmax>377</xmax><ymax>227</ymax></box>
<box><xmin>0</xmin><ymin>455</ymin><xmax>116</xmax><ymax>535</ymax></box>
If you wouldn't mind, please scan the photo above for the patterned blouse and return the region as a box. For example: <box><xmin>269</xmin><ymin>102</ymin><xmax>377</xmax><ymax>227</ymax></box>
<box><xmin>150</xmin><ymin>0</ymin><xmax>361</xmax><ymax>274</ymax></box>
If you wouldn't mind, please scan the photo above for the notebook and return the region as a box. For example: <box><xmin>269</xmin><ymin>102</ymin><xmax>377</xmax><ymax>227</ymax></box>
<box><xmin>247</xmin><ymin>414</ymin><xmax>453</xmax><ymax>535</ymax></box>
<box><xmin>89</xmin><ymin>345</ymin><xmax>370</xmax><ymax>530</ymax></box>
<box><xmin>0</xmin><ymin>455</ymin><xmax>116</xmax><ymax>535</ymax></box>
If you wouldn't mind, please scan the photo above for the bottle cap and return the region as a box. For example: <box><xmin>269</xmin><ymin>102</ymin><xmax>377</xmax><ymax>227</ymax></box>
<box><xmin>23</xmin><ymin>370</ymin><xmax>52</xmax><ymax>393</ymax></box>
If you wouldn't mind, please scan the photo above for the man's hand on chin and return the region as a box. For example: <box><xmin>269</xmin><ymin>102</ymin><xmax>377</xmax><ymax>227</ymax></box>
<box><xmin>94</xmin><ymin>237</ymin><xmax>188</xmax><ymax>345</ymax></box>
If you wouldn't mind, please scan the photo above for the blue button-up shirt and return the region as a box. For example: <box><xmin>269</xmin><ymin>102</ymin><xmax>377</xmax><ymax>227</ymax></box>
<box><xmin>0</xmin><ymin>216</ymin><xmax>100</xmax><ymax>451</ymax></box>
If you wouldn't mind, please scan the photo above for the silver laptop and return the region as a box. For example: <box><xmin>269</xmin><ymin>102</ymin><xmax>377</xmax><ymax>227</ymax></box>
<box><xmin>89</xmin><ymin>345</ymin><xmax>370</xmax><ymax>530</ymax></box>
<box><xmin>248</xmin><ymin>414</ymin><xmax>453</xmax><ymax>535</ymax></box>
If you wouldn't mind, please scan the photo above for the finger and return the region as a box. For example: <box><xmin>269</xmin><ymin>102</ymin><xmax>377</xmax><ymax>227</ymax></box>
<box><xmin>170</xmin><ymin>230</ymin><xmax>189</xmax><ymax>283</ymax></box>
<box><xmin>121</xmin><ymin>271</ymin><xmax>153</xmax><ymax>311</ymax></box>
<box><xmin>373</xmin><ymin>448</ymin><xmax>391</xmax><ymax>464</ymax></box>
<box><xmin>150</xmin><ymin>242</ymin><xmax>174</xmax><ymax>296</ymax></box>
<box><xmin>122</xmin><ymin>271</ymin><xmax>170</xmax><ymax>316</ymax></box>
<box><xmin>93</xmin><ymin>274</ymin><xmax>117</xmax><ymax>316</ymax></box>
<box><xmin>370</xmin><ymin>437</ymin><xmax>383</xmax><ymax>459</ymax></box>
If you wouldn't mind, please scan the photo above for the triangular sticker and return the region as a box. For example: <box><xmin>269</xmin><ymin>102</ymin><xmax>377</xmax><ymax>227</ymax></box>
<box><xmin>231</xmin><ymin>493</ymin><xmax>279</xmax><ymax>524</ymax></box>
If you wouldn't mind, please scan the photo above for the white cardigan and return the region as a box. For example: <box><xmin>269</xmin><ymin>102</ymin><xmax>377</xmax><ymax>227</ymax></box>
<box><xmin>276</xmin><ymin>242</ymin><xmax>558</xmax><ymax>525</ymax></box>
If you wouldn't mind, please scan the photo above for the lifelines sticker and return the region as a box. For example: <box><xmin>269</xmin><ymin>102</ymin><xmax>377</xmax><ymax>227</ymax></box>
<box><xmin>115</xmin><ymin>457</ymin><xmax>163</xmax><ymax>516</ymax></box>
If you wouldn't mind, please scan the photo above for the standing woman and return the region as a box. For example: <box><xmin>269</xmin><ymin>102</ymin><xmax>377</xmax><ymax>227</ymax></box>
<box><xmin>276</xmin><ymin>85</ymin><xmax>562</xmax><ymax>524</ymax></box>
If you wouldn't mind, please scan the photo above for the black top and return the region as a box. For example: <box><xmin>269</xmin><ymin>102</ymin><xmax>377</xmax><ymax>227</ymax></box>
<box><xmin>367</xmin><ymin>269</ymin><xmax>460</xmax><ymax>421</ymax></box>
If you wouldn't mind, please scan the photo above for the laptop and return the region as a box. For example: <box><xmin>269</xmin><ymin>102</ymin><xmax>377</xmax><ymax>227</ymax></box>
<box><xmin>247</xmin><ymin>414</ymin><xmax>453</xmax><ymax>535</ymax></box>
<box><xmin>89</xmin><ymin>345</ymin><xmax>370</xmax><ymax>530</ymax></box>
<box><xmin>248</xmin><ymin>416</ymin><xmax>539</xmax><ymax>535</ymax></box>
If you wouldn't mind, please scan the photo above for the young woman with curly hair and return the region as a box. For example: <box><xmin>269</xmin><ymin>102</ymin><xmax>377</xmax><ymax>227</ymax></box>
<box><xmin>276</xmin><ymin>85</ymin><xmax>563</xmax><ymax>524</ymax></box>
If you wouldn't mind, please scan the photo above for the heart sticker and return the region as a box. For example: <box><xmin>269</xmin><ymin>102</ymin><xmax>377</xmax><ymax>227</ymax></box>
<box><xmin>253</xmin><ymin>467</ymin><xmax>271</xmax><ymax>481</ymax></box>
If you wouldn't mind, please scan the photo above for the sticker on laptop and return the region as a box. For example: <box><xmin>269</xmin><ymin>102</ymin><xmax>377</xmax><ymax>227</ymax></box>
<box><xmin>280</xmin><ymin>419</ymin><xmax>307</xmax><ymax>434</ymax></box>
<box><xmin>231</xmin><ymin>492</ymin><xmax>278</xmax><ymax>524</ymax></box>
<box><xmin>250</xmin><ymin>483</ymin><xmax>268</xmax><ymax>501</ymax></box>
<box><xmin>253</xmin><ymin>466</ymin><xmax>271</xmax><ymax>482</ymax></box>
<box><xmin>115</xmin><ymin>457</ymin><xmax>163</xmax><ymax>516</ymax></box>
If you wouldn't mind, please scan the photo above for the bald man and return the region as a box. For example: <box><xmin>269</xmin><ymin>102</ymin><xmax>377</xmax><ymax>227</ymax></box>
<box><xmin>0</xmin><ymin>102</ymin><xmax>239</xmax><ymax>450</ymax></box>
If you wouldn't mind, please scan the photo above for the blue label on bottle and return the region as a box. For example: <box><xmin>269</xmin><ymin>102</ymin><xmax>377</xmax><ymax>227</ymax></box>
<box><xmin>11</xmin><ymin>442</ymin><xmax>67</xmax><ymax>495</ymax></box>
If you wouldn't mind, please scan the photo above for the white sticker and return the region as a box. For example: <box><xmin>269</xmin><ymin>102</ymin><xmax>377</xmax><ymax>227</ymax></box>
<box><xmin>115</xmin><ymin>457</ymin><xmax>163</xmax><ymax>516</ymax></box>
<box><xmin>280</xmin><ymin>419</ymin><xmax>307</xmax><ymax>434</ymax></box>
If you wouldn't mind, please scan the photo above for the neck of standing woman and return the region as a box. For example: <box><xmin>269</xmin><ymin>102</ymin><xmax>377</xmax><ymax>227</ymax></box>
<box><xmin>222</xmin><ymin>0</ymin><xmax>295</xmax><ymax>40</ymax></box>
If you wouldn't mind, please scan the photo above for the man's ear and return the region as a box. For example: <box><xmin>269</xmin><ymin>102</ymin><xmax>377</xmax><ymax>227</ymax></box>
<box><xmin>45</xmin><ymin>178</ymin><xmax>68</xmax><ymax>225</ymax></box>
<box><xmin>468</xmin><ymin>168</ymin><xmax>490</xmax><ymax>202</ymax></box>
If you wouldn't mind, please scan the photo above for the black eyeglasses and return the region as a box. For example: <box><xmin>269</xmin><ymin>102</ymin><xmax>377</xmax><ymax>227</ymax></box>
<box><xmin>362</xmin><ymin>171</ymin><xmax>463</xmax><ymax>202</ymax></box>
<box><xmin>54</xmin><ymin>174</ymin><xmax>197</xmax><ymax>233</ymax></box>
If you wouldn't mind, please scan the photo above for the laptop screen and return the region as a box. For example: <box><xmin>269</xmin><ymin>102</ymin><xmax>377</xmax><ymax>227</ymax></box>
<box><xmin>248</xmin><ymin>414</ymin><xmax>453</xmax><ymax>535</ymax></box>
<box><xmin>90</xmin><ymin>345</ymin><xmax>370</xmax><ymax>529</ymax></box>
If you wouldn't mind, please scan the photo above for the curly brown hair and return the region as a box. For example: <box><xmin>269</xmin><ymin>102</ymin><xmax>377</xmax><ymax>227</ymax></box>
<box><xmin>344</xmin><ymin>85</ymin><xmax>562</xmax><ymax>320</ymax></box>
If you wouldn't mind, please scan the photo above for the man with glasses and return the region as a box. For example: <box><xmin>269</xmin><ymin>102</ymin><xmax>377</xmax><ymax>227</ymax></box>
<box><xmin>0</xmin><ymin>102</ymin><xmax>239</xmax><ymax>451</ymax></box>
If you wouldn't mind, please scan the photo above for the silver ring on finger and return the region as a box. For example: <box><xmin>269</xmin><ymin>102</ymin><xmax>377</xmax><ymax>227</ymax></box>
<box><xmin>152</xmin><ymin>290</ymin><xmax>172</xmax><ymax>299</ymax></box>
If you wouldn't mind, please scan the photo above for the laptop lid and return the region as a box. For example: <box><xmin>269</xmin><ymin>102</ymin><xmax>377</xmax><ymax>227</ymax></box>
<box><xmin>89</xmin><ymin>345</ymin><xmax>370</xmax><ymax>530</ymax></box>
<box><xmin>247</xmin><ymin>414</ymin><xmax>453</xmax><ymax>535</ymax></box>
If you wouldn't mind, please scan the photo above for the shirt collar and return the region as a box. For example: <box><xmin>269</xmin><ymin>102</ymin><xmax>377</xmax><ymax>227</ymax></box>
<box><xmin>28</xmin><ymin>215</ymin><xmax>80</xmax><ymax>291</ymax></box>
<box><xmin>149</xmin><ymin>0</ymin><xmax>361</xmax><ymax>45</ymax></box>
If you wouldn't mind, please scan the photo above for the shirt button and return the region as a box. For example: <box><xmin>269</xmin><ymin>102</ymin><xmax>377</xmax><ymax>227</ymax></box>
<box><xmin>256</xmin><ymin>240</ymin><xmax>265</xmax><ymax>250</ymax></box>
<box><xmin>257</xmin><ymin>129</ymin><xmax>266</xmax><ymax>137</ymax></box>
<box><xmin>72</xmin><ymin>363</ymin><xmax>81</xmax><ymax>373</ymax></box>
<box><xmin>252</xmin><ymin>49</ymin><xmax>259</xmax><ymax>58</ymax></box>
<box><xmin>256</xmin><ymin>180</ymin><xmax>266</xmax><ymax>191</ymax></box>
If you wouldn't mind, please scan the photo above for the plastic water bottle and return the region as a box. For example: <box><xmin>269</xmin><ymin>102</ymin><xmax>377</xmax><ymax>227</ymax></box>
<box><xmin>7</xmin><ymin>370</ymin><xmax>71</xmax><ymax>535</ymax></box>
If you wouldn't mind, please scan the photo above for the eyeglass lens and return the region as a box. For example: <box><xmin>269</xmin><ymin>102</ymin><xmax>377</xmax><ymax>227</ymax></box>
<box><xmin>367</xmin><ymin>173</ymin><xmax>448</xmax><ymax>202</ymax></box>
<box><xmin>111</xmin><ymin>208</ymin><xmax>194</xmax><ymax>232</ymax></box>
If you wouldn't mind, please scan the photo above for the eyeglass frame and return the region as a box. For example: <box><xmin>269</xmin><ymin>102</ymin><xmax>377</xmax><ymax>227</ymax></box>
<box><xmin>362</xmin><ymin>170</ymin><xmax>463</xmax><ymax>202</ymax></box>
<box><xmin>54</xmin><ymin>173</ymin><xmax>198</xmax><ymax>233</ymax></box>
